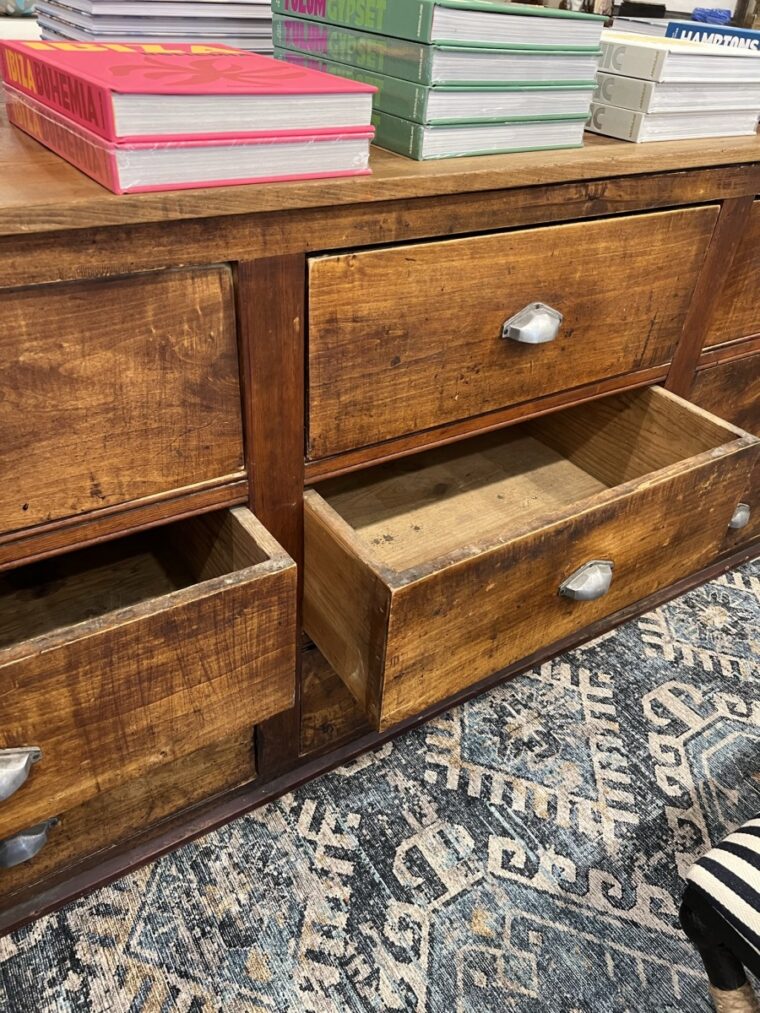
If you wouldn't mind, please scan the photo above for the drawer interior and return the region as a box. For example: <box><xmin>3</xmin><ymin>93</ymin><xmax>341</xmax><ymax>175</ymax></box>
<box><xmin>313</xmin><ymin>387</ymin><xmax>743</xmax><ymax>573</ymax></box>
<box><xmin>0</xmin><ymin>509</ymin><xmax>270</xmax><ymax>649</ymax></box>
<box><xmin>0</xmin><ymin>505</ymin><xmax>295</xmax><ymax>835</ymax></box>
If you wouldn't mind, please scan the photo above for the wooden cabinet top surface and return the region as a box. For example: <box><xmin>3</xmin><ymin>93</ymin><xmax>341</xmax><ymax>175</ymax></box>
<box><xmin>1</xmin><ymin>106</ymin><xmax>759</xmax><ymax>237</ymax></box>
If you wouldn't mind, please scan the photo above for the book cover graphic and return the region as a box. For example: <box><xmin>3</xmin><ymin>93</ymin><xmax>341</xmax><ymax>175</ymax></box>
<box><xmin>274</xmin><ymin>0</ymin><xmax>602</xmax><ymax>47</ymax></box>
<box><xmin>5</xmin><ymin>84</ymin><xmax>374</xmax><ymax>193</ymax></box>
<box><xmin>665</xmin><ymin>22</ymin><xmax>760</xmax><ymax>52</ymax></box>
<box><xmin>0</xmin><ymin>41</ymin><xmax>376</xmax><ymax>141</ymax></box>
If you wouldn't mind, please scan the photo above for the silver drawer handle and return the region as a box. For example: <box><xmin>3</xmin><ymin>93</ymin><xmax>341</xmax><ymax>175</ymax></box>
<box><xmin>559</xmin><ymin>560</ymin><xmax>614</xmax><ymax>601</ymax></box>
<box><xmin>502</xmin><ymin>302</ymin><xmax>563</xmax><ymax>345</ymax></box>
<box><xmin>0</xmin><ymin>817</ymin><xmax>58</xmax><ymax>870</ymax></box>
<box><xmin>0</xmin><ymin>747</ymin><xmax>42</xmax><ymax>803</ymax></box>
<box><xmin>729</xmin><ymin>502</ymin><xmax>751</xmax><ymax>530</ymax></box>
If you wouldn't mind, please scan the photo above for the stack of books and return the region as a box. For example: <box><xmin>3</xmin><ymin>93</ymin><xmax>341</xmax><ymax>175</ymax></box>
<box><xmin>0</xmin><ymin>41</ymin><xmax>376</xmax><ymax>192</ymax></box>
<box><xmin>271</xmin><ymin>0</ymin><xmax>606</xmax><ymax>160</ymax></box>
<box><xmin>34</xmin><ymin>0</ymin><xmax>275</xmax><ymax>55</ymax></box>
<box><xmin>588</xmin><ymin>31</ymin><xmax>760</xmax><ymax>142</ymax></box>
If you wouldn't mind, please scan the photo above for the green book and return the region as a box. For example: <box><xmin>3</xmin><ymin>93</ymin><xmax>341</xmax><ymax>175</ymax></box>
<box><xmin>275</xmin><ymin>48</ymin><xmax>596</xmax><ymax>124</ymax></box>
<box><xmin>371</xmin><ymin>107</ymin><xmax>587</xmax><ymax>159</ymax></box>
<box><xmin>272</xmin><ymin>15</ymin><xmax>602</xmax><ymax>86</ymax></box>
<box><xmin>272</xmin><ymin>0</ymin><xmax>605</xmax><ymax>49</ymax></box>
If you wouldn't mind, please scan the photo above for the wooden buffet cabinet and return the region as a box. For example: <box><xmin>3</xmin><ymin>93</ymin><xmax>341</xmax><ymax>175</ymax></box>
<box><xmin>0</xmin><ymin>111</ymin><xmax>759</xmax><ymax>932</ymax></box>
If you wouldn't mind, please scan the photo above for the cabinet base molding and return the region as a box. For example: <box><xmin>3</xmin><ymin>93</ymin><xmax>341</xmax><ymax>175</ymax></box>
<box><xmin>1</xmin><ymin>540</ymin><xmax>756</xmax><ymax>939</ymax></box>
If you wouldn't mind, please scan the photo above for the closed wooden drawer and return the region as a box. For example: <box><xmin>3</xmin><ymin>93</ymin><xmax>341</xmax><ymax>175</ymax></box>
<box><xmin>304</xmin><ymin>387</ymin><xmax>758</xmax><ymax>731</ymax></box>
<box><xmin>0</xmin><ymin>730</ymin><xmax>256</xmax><ymax>898</ymax></box>
<box><xmin>307</xmin><ymin>207</ymin><xmax>718</xmax><ymax>458</ymax></box>
<box><xmin>0</xmin><ymin>266</ymin><xmax>244</xmax><ymax>537</ymax></box>
<box><xmin>689</xmin><ymin>350</ymin><xmax>760</xmax><ymax>549</ymax></box>
<box><xmin>0</xmin><ymin>507</ymin><xmax>295</xmax><ymax>840</ymax></box>
<box><xmin>690</xmin><ymin>351</ymin><xmax>760</xmax><ymax>436</ymax></box>
<box><xmin>704</xmin><ymin>199</ymin><xmax>760</xmax><ymax>349</ymax></box>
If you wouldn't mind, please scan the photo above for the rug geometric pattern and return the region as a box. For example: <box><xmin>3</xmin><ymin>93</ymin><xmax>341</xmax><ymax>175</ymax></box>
<box><xmin>1</xmin><ymin>561</ymin><xmax>759</xmax><ymax>1012</ymax></box>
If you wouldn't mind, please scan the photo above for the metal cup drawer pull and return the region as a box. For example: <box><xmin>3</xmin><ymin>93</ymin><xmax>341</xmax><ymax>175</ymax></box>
<box><xmin>728</xmin><ymin>502</ymin><xmax>751</xmax><ymax>530</ymax></box>
<box><xmin>0</xmin><ymin>747</ymin><xmax>42</xmax><ymax>802</ymax></box>
<box><xmin>502</xmin><ymin>303</ymin><xmax>563</xmax><ymax>345</ymax></box>
<box><xmin>0</xmin><ymin>817</ymin><xmax>58</xmax><ymax>870</ymax></box>
<box><xmin>559</xmin><ymin>560</ymin><xmax>614</xmax><ymax>602</ymax></box>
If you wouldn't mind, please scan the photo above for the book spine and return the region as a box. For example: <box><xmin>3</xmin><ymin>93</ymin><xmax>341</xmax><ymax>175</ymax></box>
<box><xmin>371</xmin><ymin>108</ymin><xmax>424</xmax><ymax>158</ymax></box>
<box><xmin>272</xmin><ymin>14</ymin><xmax>434</xmax><ymax>83</ymax></box>
<box><xmin>271</xmin><ymin>0</ymin><xmax>435</xmax><ymax>44</ymax></box>
<box><xmin>594</xmin><ymin>72</ymin><xmax>654</xmax><ymax>113</ymax></box>
<box><xmin>587</xmin><ymin>100</ymin><xmax>643</xmax><ymax>141</ymax></box>
<box><xmin>4</xmin><ymin>86</ymin><xmax>120</xmax><ymax>191</ymax></box>
<box><xmin>0</xmin><ymin>47</ymin><xmax>116</xmax><ymax>140</ymax></box>
<box><xmin>598</xmin><ymin>41</ymin><xmax>665</xmax><ymax>82</ymax></box>
<box><xmin>275</xmin><ymin>48</ymin><xmax>429</xmax><ymax>120</ymax></box>
<box><xmin>665</xmin><ymin>22</ymin><xmax>760</xmax><ymax>51</ymax></box>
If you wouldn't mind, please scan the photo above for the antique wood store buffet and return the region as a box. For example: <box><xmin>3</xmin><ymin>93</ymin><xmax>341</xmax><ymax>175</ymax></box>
<box><xmin>0</xmin><ymin>111</ymin><xmax>758</xmax><ymax>932</ymax></box>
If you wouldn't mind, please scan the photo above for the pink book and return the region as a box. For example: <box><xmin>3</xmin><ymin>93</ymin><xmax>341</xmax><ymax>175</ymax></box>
<box><xmin>0</xmin><ymin>40</ymin><xmax>376</xmax><ymax>141</ymax></box>
<box><xmin>5</xmin><ymin>85</ymin><xmax>374</xmax><ymax>193</ymax></box>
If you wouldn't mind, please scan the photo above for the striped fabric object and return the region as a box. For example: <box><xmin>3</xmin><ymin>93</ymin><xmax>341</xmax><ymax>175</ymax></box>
<box><xmin>687</xmin><ymin>814</ymin><xmax>760</xmax><ymax>960</ymax></box>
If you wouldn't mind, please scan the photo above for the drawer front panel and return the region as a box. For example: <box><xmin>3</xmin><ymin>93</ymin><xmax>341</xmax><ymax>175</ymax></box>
<box><xmin>690</xmin><ymin>352</ymin><xmax>760</xmax><ymax>436</ymax></box>
<box><xmin>690</xmin><ymin>351</ymin><xmax>760</xmax><ymax>548</ymax></box>
<box><xmin>308</xmin><ymin>207</ymin><xmax>718</xmax><ymax>458</ymax></box>
<box><xmin>705</xmin><ymin>200</ymin><xmax>760</xmax><ymax>349</ymax></box>
<box><xmin>304</xmin><ymin>389</ymin><xmax>757</xmax><ymax>731</ymax></box>
<box><xmin>0</xmin><ymin>730</ymin><xmax>255</xmax><ymax>902</ymax></box>
<box><xmin>0</xmin><ymin>266</ymin><xmax>244</xmax><ymax>536</ymax></box>
<box><xmin>0</xmin><ymin>508</ymin><xmax>295</xmax><ymax>837</ymax></box>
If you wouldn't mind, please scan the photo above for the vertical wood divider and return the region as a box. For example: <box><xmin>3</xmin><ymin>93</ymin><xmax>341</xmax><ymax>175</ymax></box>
<box><xmin>236</xmin><ymin>255</ymin><xmax>306</xmax><ymax>776</ymax></box>
<box><xmin>666</xmin><ymin>194</ymin><xmax>755</xmax><ymax>396</ymax></box>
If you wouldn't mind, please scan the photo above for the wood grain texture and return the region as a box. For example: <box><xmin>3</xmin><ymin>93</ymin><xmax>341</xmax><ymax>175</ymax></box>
<box><xmin>308</xmin><ymin>207</ymin><xmax>718</xmax><ymax>457</ymax></box>
<box><xmin>3</xmin><ymin>167</ymin><xmax>759</xmax><ymax>291</ymax></box>
<box><xmin>236</xmin><ymin>257</ymin><xmax>306</xmax><ymax>778</ymax></box>
<box><xmin>318</xmin><ymin>432</ymin><xmax>607</xmax><ymax>571</ymax></box>
<box><xmin>300</xmin><ymin>647</ymin><xmax>370</xmax><ymax>756</ymax></box>
<box><xmin>0</xmin><ymin>107</ymin><xmax>758</xmax><ymax>235</ymax></box>
<box><xmin>666</xmin><ymin>195</ymin><xmax>756</xmax><ymax>395</ymax></box>
<box><xmin>0</xmin><ymin>266</ymin><xmax>244</xmax><ymax>537</ymax></box>
<box><xmin>0</xmin><ymin>729</ymin><xmax>255</xmax><ymax>903</ymax></box>
<box><xmin>690</xmin><ymin>351</ymin><xmax>760</xmax><ymax>437</ymax></box>
<box><xmin>303</xmin><ymin>491</ymin><xmax>391</xmax><ymax>727</ymax></box>
<box><xmin>304</xmin><ymin>366</ymin><xmax>668</xmax><ymax>483</ymax></box>
<box><xmin>704</xmin><ymin>199</ymin><xmax>760</xmax><ymax>349</ymax></box>
<box><xmin>529</xmin><ymin>385</ymin><xmax>742</xmax><ymax>487</ymax></box>
<box><xmin>304</xmin><ymin>390</ymin><xmax>759</xmax><ymax>730</ymax></box>
<box><xmin>0</xmin><ymin>507</ymin><xmax>295</xmax><ymax>838</ymax></box>
<box><xmin>689</xmin><ymin>350</ymin><xmax>760</xmax><ymax>549</ymax></box>
<box><xmin>2</xmin><ymin>541</ymin><xmax>758</xmax><ymax>936</ymax></box>
<box><xmin>0</xmin><ymin>477</ymin><xmax>248</xmax><ymax>574</ymax></box>
<box><xmin>379</xmin><ymin>443</ymin><xmax>756</xmax><ymax>729</ymax></box>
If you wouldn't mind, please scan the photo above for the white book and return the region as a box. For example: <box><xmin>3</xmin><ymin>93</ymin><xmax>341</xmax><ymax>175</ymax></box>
<box><xmin>36</xmin><ymin>1</ymin><xmax>272</xmax><ymax>32</ymax></box>
<box><xmin>40</xmin><ymin>24</ymin><xmax>274</xmax><ymax>50</ymax></box>
<box><xmin>595</xmin><ymin>72</ymin><xmax>760</xmax><ymax>113</ymax></box>
<box><xmin>430</xmin><ymin>8</ymin><xmax>603</xmax><ymax>49</ymax></box>
<box><xmin>429</xmin><ymin>49</ymin><xmax>601</xmax><ymax>85</ymax></box>
<box><xmin>44</xmin><ymin>0</ymin><xmax>271</xmax><ymax>13</ymax></box>
<box><xmin>587</xmin><ymin>101</ymin><xmax>759</xmax><ymax>141</ymax></box>
<box><xmin>600</xmin><ymin>30</ymin><xmax>760</xmax><ymax>82</ymax></box>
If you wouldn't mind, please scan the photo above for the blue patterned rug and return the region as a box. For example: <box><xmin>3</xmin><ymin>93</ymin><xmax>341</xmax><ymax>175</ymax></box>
<box><xmin>2</xmin><ymin>562</ymin><xmax>759</xmax><ymax>1012</ymax></box>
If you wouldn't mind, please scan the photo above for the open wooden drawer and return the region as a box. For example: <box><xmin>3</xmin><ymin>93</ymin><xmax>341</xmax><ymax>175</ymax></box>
<box><xmin>0</xmin><ymin>507</ymin><xmax>295</xmax><ymax>850</ymax></box>
<box><xmin>304</xmin><ymin>388</ymin><xmax>758</xmax><ymax>732</ymax></box>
